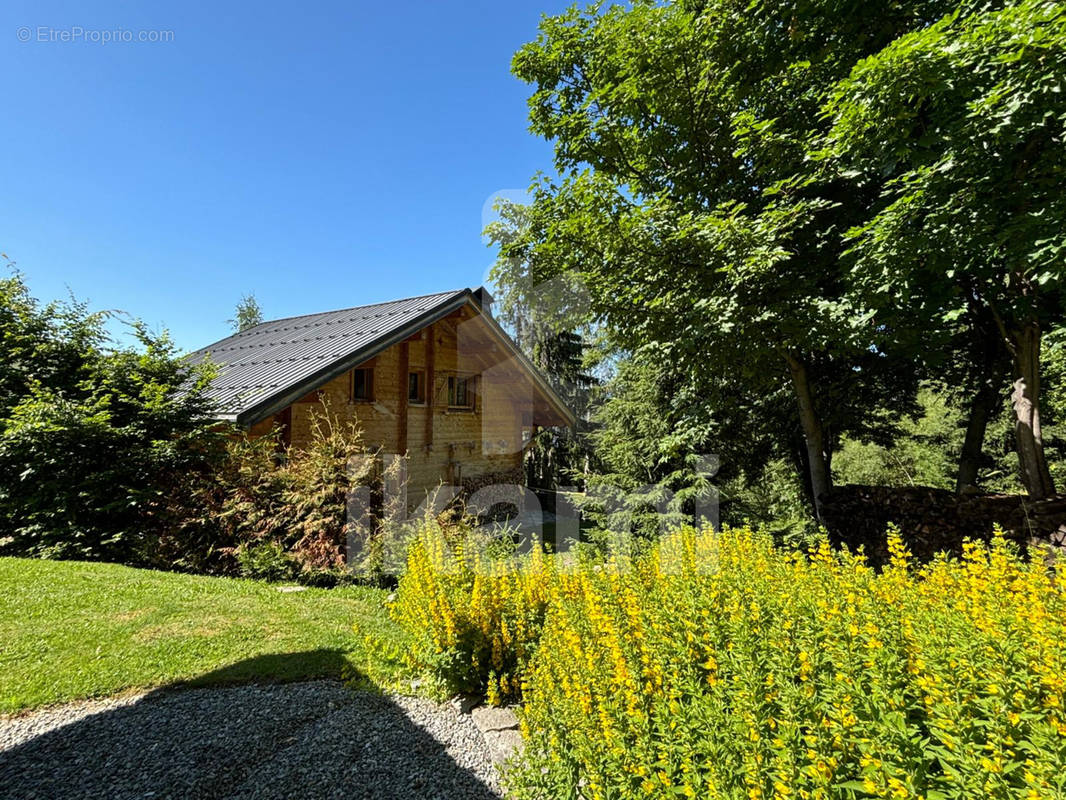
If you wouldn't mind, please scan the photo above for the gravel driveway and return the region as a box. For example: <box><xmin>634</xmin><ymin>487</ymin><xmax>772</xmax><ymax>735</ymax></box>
<box><xmin>0</xmin><ymin>681</ymin><xmax>502</xmax><ymax>800</ymax></box>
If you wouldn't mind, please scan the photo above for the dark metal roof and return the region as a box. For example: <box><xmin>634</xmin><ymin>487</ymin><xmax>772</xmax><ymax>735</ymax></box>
<box><xmin>188</xmin><ymin>289</ymin><xmax>470</xmax><ymax>423</ymax></box>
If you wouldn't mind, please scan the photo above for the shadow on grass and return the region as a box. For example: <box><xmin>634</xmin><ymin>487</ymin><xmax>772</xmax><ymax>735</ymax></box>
<box><xmin>0</xmin><ymin>650</ymin><xmax>499</xmax><ymax>800</ymax></box>
<box><xmin>178</xmin><ymin>647</ymin><xmax>362</xmax><ymax>689</ymax></box>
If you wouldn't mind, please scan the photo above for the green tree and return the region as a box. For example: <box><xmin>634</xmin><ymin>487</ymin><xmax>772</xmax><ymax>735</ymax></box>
<box><xmin>577</xmin><ymin>344</ymin><xmax>820</xmax><ymax>537</ymax></box>
<box><xmin>228</xmin><ymin>292</ymin><xmax>263</xmax><ymax>332</ymax></box>
<box><xmin>821</xmin><ymin>0</ymin><xmax>1066</xmax><ymax>497</ymax></box>
<box><xmin>487</xmin><ymin>201</ymin><xmax>599</xmax><ymax>490</ymax></box>
<box><xmin>0</xmin><ymin>273</ymin><xmax>224</xmax><ymax>562</ymax></box>
<box><xmin>500</xmin><ymin>0</ymin><xmax>951</xmax><ymax>519</ymax></box>
<box><xmin>581</xmin><ymin>350</ymin><xmax>720</xmax><ymax>536</ymax></box>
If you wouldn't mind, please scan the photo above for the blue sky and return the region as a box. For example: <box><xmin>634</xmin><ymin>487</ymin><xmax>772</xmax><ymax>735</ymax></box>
<box><xmin>0</xmin><ymin>0</ymin><xmax>570</xmax><ymax>351</ymax></box>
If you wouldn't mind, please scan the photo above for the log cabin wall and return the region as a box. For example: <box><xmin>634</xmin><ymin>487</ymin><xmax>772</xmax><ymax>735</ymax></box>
<box><xmin>252</xmin><ymin>309</ymin><xmax>529</xmax><ymax>504</ymax></box>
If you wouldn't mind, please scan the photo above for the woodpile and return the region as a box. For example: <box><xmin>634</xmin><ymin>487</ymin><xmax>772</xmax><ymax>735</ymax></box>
<box><xmin>820</xmin><ymin>484</ymin><xmax>1066</xmax><ymax>566</ymax></box>
<box><xmin>460</xmin><ymin>466</ymin><xmax>528</xmax><ymax>522</ymax></box>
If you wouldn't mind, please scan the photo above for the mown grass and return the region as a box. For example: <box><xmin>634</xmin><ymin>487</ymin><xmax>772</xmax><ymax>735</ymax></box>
<box><xmin>0</xmin><ymin>557</ymin><xmax>407</xmax><ymax>714</ymax></box>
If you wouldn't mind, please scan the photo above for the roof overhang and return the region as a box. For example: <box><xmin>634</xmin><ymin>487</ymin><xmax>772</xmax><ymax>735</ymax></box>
<box><xmin>235</xmin><ymin>291</ymin><xmax>471</xmax><ymax>427</ymax></box>
<box><xmin>233</xmin><ymin>290</ymin><xmax>576</xmax><ymax>429</ymax></box>
<box><xmin>472</xmin><ymin>310</ymin><xmax>577</xmax><ymax>429</ymax></box>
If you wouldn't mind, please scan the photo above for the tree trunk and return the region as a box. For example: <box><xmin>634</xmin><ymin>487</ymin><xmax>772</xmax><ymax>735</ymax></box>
<box><xmin>956</xmin><ymin>379</ymin><xmax>998</xmax><ymax>494</ymax></box>
<box><xmin>956</xmin><ymin>294</ymin><xmax>1011</xmax><ymax>494</ymax></box>
<box><xmin>786</xmin><ymin>353</ymin><xmax>831</xmax><ymax>522</ymax></box>
<box><xmin>1011</xmin><ymin>322</ymin><xmax>1055</xmax><ymax>499</ymax></box>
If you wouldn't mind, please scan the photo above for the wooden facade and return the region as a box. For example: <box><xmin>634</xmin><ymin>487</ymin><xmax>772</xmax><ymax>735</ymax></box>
<box><xmin>246</xmin><ymin>303</ymin><xmax>566</xmax><ymax>501</ymax></box>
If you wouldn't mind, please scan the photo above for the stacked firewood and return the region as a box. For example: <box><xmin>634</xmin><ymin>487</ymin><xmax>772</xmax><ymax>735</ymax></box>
<box><xmin>820</xmin><ymin>485</ymin><xmax>1066</xmax><ymax>566</ymax></box>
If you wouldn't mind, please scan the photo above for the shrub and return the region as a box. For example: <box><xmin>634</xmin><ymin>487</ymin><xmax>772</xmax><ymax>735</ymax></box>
<box><xmin>201</xmin><ymin>410</ymin><xmax>351</xmax><ymax>574</ymax></box>
<box><xmin>389</xmin><ymin>521</ymin><xmax>557</xmax><ymax>703</ymax></box>
<box><xmin>392</xmin><ymin>523</ymin><xmax>1066</xmax><ymax>798</ymax></box>
<box><xmin>191</xmin><ymin>399</ymin><xmax>405</xmax><ymax>583</ymax></box>
<box><xmin>0</xmin><ymin>272</ymin><xmax>224</xmax><ymax>564</ymax></box>
<box><xmin>511</xmin><ymin>528</ymin><xmax>1066</xmax><ymax>799</ymax></box>
<box><xmin>235</xmin><ymin>539</ymin><xmax>294</xmax><ymax>582</ymax></box>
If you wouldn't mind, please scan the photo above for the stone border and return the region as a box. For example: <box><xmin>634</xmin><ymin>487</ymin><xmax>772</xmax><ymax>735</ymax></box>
<box><xmin>452</xmin><ymin>695</ymin><xmax>523</xmax><ymax>765</ymax></box>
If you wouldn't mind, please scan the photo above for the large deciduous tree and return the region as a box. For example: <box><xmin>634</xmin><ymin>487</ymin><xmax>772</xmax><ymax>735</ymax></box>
<box><xmin>822</xmin><ymin>0</ymin><xmax>1066</xmax><ymax>498</ymax></box>
<box><xmin>499</xmin><ymin>0</ymin><xmax>951</xmax><ymax>518</ymax></box>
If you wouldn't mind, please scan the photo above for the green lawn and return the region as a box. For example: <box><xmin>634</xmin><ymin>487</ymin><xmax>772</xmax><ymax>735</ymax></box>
<box><xmin>0</xmin><ymin>558</ymin><xmax>407</xmax><ymax>715</ymax></box>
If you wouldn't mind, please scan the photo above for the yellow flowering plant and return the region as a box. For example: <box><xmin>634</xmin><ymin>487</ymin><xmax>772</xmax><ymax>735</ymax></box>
<box><xmin>392</xmin><ymin>523</ymin><xmax>1066</xmax><ymax>798</ymax></box>
<box><xmin>510</xmin><ymin>527</ymin><xmax>1066</xmax><ymax>799</ymax></box>
<box><xmin>389</xmin><ymin>522</ymin><xmax>559</xmax><ymax>703</ymax></box>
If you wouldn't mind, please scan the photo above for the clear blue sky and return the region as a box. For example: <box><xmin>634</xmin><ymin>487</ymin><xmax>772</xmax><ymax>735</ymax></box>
<box><xmin>0</xmin><ymin>0</ymin><xmax>570</xmax><ymax>351</ymax></box>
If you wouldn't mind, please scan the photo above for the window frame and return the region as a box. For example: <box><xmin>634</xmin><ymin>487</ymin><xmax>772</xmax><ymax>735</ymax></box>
<box><xmin>447</xmin><ymin>374</ymin><xmax>476</xmax><ymax>410</ymax></box>
<box><xmin>408</xmin><ymin>370</ymin><xmax>425</xmax><ymax>404</ymax></box>
<box><xmin>350</xmin><ymin>367</ymin><xmax>374</xmax><ymax>402</ymax></box>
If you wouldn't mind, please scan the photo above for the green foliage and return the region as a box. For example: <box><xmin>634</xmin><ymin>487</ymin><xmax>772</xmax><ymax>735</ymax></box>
<box><xmin>0</xmin><ymin>271</ymin><xmax>106</xmax><ymax>420</ymax></box>
<box><xmin>834</xmin><ymin>387</ymin><xmax>965</xmax><ymax>489</ymax></box>
<box><xmin>579</xmin><ymin>351</ymin><xmax>721</xmax><ymax>537</ymax></box>
<box><xmin>1042</xmin><ymin>326</ymin><xmax>1066</xmax><ymax>485</ymax></box>
<box><xmin>578</xmin><ymin>349</ymin><xmax>817</xmax><ymax>540</ymax></box>
<box><xmin>497</xmin><ymin>0</ymin><xmax>962</xmax><ymax>515</ymax></box>
<box><xmin>1045</xmin><ymin>327</ymin><xmax>1066</xmax><ymax>425</ymax></box>
<box><xmin>720</xmin><ymin>458</ymin><xmax>818</xmax><ymax>548</ymax></box>
<box><xmin>494</xmin><ymin>0</ymin><xmax>1066</xmax><ymax>508</ymax></box>
<box><xmin>821</xmin><ymin>0</ymin><xmax>1066</xmax><ymax>495</ymax></box>
<box><xmin>830</xmin><ymin>364</ymin><xmax>1066</xmax><ymax>495</ymax></box>
<box><xmin>236</xmin><ymin>539</ymin><xmax>295</xmax><ymax>582</ymax></box>
<box><xmin>0</xmin><ymin>273</ymin><xmax>225</xmax><ymax>564</ymax></box>
<box><xmin>208</xmin><ymin>411</ymin><xmax>354</xmax><ymax>574</ymax></box>
<box><xmin>228</xmin><ymin>292</ymin><xmax>263</xmax><ymax>332</ymax></box>
<box><xmin>823</xmin><ymin>0</ymin><xmax>1066</xmax><ymax>318</ymax></box>
<box><xmin>520</xmin><ymin>329</ymin><xmax>597</xmax><ymax>489</ymax></box>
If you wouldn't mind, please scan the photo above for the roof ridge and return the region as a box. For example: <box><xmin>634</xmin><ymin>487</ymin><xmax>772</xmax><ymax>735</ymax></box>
<box><xmin>239</xmin><ymin>288</ymin><xmax>469</xmax><ymax>331</ymax></box>
<box><xmin>189</xmin><ymin>284</ymin><xmax>573</xmax><ymax>428</ymax></box>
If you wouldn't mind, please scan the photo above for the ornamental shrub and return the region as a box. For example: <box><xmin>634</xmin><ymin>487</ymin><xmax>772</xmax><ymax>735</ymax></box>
<box><xmin>0</xmin><ymin>272</ymin><xmax>225</xmax><ymax>564</ymax></box>
<box><xmin>235</xmin><ymin>539</ymin><xmax>295</xmax><ymax>582</ymax></box>
<box><xmin>183</xmin><ymin>397</ymin><xmax>411</xmax><ymax>583</ymax></box>
<box><xmin>390</xmin><ymin>522</ymin><xmax>558</xmax><ymax>703</ymax></box>
<box><xmin>217</xmin><ymin>406</ymin><xmax>359</xmax><ymax>575</ymax></box>
<box><xmin>393</xmin><ymin>524</ymin><xmax>1066</xmax><ymax>798</ymax></box>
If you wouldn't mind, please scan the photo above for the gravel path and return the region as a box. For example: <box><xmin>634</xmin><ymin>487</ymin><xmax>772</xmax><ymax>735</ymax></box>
<box><xmin>0</xmin><ymin>681</ymin><xmax>502</xmax><ymax>800</ymax></box>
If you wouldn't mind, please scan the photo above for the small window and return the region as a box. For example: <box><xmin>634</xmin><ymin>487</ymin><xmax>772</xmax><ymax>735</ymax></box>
<box><xmin>408</xmin><ymin>371</ymin><xmax>425</xmax><ymax>403</ymax></box>
<box><xmin>351</xmin><ymin>368</ymin><xmax>373</xmax><ymax>401</ymax></box>
<box><xmin>448</xmin><ymin>375</ymin><xmax>474</xmax><ymax>409</ymax></box>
